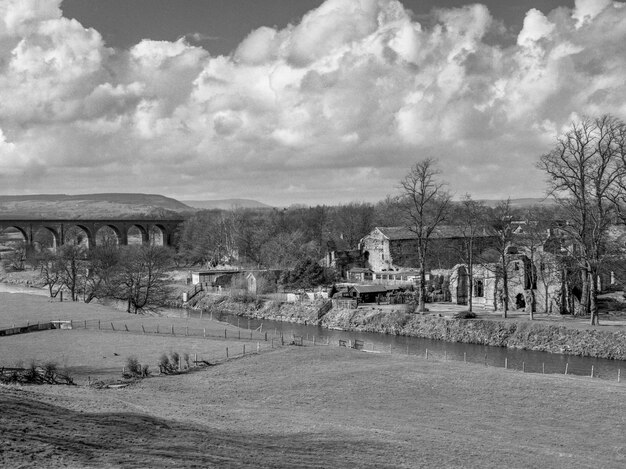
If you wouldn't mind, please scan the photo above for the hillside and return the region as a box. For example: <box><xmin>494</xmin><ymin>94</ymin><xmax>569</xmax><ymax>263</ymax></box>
<box><xmin>0</xmin><ymin>194</ymin><xmax>194</xmax><ymax>219</ymax></box>
<box><xmin>181</xmin><ymin>198</ymin><xmax>272</xmax><ymax>210</ymax></box>
<box><xmin>479</xmin><ymin>197</ymin><xmax>557</xmax><ymax>208</ymax></box>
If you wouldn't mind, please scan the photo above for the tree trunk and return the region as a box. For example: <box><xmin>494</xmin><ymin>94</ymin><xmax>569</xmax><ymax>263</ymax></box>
<box><xmin>589</xmin><ymin>271</ymin><xmax>599</xmax><ymax>325</ymax></box>
<box><xmin>502</xmin><ymin>269</ymin><xmax>509</xmax><ymax>319</ymax></box>
<box><xmin>418</xmin><ymin>260</ymin><xmax>427</xmax><ymax>313</ymax></box>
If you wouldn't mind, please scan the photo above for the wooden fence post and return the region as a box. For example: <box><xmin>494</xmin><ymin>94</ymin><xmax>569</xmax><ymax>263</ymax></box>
<box><xmin>618</xmin><ymin>369</ymin><xmax>621</xmax><ymax>383</ymax></box>
<box><xmin>225</xmin><ymin>329</ymin><xmax>227</xmax><ymax>339</ymax></box>
<box><xmin>142</xmin><ymin>324</ymin><xmax>145</xmax><ymax>334</ymax></box>
<box><xmin>84</xmin><ymin>320</ymin><xmax>87</xmax><ymax>329</ymax></box>
<box><xmin>565</xmin><ymin>363</ymin><xmax>569</xmax><ymax>375</ymax></box>
<box><xmin>98</xmin><ymin>320</ymin><xmax>100</xmax><ymax>330</ymax></box>
<box><xmin>226</xmin><ymin>347</ymin><xmax>229</xmax><ymax>358</ymax></box>
<box><xmin>505</xmin><ymin>358</ymin><xmax>508</xmax><ymax>369</ymax></box>
<box><xmin>125</xmin><ymin>324</ymin><xmax>129</xmax><ymax>332</ymax></box>
<box><xmin>257</xmin><ymin>342</ymin><xmax>260</xmax><ymax>353</ymax></box>
<box><xmin>111</xmin><ymin>322</ymin><xmax>115</xmax><ymax>331</ymax></box>
<box><xmin>463</xmin><ymin>352</ymin><xmax>466</xmax><ymax>364</ymax></box>
<box><xmin>171</xmin><ymin>325</ymin><xmax>174</xmax><ymax>335</ymax></box>
<box><xmin>265</xmin><ymin>332</ymin><xmax>267</xmax><ymax>341</ymax></box>
<box><xmin>243</xmin><ymin>345</ymin><xmax>246</xmax><ymax>356</ymax></box>
<box><xmin>203</xmin><ymin>328</ymin><xmax>206</xmax><ymax>338</ymax></box>
<box><xmin>590</xmin><ymin>365</ymin><xmax>594</xmax><ymax>378</ymax></box>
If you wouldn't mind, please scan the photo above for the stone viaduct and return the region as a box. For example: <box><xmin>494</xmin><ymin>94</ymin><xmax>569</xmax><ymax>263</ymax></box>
<box><xmin>0</xmin><ymin>218</ymin><xmax>185</xmax><ymax>249</ymax></box>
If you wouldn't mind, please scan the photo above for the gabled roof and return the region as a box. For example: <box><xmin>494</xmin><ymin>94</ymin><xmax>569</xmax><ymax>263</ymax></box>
<box><xmin>349</xmin><ymin>285</ymin><xmax>388</xmax><ymax>294</ymax></box>
<box><xmin>374</xmin><ymin>225</ymin><xmax>494</xmax><ymax>240</ymax></box>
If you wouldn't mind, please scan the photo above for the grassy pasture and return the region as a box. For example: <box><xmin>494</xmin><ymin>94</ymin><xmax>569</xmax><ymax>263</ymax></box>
<box><xmin>1</xmin><ymin>293</ymin><xmax>626</xmax><ymax>468</ymax></box>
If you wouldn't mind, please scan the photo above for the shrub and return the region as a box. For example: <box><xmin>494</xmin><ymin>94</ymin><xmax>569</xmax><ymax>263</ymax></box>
<box><xmin>125</xmin><ymin>356</ymin><xmax>142</xmax><ymax>377</ymax></box>
<box><xmin>159</xmin><ymin>353</ymin><xmax>171</xmax><ymax>373</ymax></box>
<box><xmin>141</xmin><ymin>364</ymin><xmax>150</xmax><ymax>377</ymax></box>
<box><xmin>183</xmin><ymin>353</ymin><xmax>190</xmax><ymax>368</ymax></box>
<box><xmin>42</xmin><ymin>361</ymin><xmax>58</xmax><ymax>383</ymax></box>
<box><xmin>170</xmin><ymin>351</ymin><xmax>180</xmax><ymax>370</ymax></box>
<box><xmin>453</xmin><ymin>310</ymin><xmax>477</xmax><ymax>319</ymax></box>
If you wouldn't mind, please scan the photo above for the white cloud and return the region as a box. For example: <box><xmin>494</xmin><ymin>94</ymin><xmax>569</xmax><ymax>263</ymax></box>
<box><xmin>1</xmin><ymin>0</ymin><xmax>626</xmax><ymax>204</ymax></box>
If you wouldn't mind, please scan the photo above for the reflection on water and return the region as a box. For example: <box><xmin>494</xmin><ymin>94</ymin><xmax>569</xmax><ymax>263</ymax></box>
<box><xmin>186</xmin><ymin>308</ymin><xmax>626</xmax><ymax>382</ymax></box>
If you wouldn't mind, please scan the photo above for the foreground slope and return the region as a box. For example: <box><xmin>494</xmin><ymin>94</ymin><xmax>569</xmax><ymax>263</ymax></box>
<box><xmin>2</xmin><ymin>346</ymin><xmax>625</xmax><ymax>468</ymax></box>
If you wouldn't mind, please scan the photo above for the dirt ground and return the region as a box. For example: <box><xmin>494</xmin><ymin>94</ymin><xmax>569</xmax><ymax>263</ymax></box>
<box><xmin>1</xmin><ymin>293</ymin><xmax>626</xmax><ymax>468</ymax></box>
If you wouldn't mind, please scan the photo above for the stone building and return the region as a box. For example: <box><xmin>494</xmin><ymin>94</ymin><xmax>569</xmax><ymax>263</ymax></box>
<box><xmin>359</xmin><ymin>226</ymin><xmax>497</xmax><ymax>272</ymax></box>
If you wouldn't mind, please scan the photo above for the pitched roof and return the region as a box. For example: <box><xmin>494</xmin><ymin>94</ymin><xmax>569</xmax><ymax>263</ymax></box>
<box><xmin>349</xmin><ymin>285</ymin><xmax>388</xmax><ymax>294</ymax></box>
<box><xmin>375</xmin><ymin>225</ymin><xmax>493</xmax><ymax>240</ymax></box>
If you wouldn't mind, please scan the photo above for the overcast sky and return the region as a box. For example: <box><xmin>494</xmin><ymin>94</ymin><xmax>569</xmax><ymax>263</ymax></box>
<box><xmin>1</xmin><ymin>0</ymin><xmax>624</xmax><ymax>206</ymax></box>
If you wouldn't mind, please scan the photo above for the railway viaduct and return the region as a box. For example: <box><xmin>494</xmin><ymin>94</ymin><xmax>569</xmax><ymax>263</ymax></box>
<box><xmin>0</xmin><ymin>218</ymin><xmax>185</xmax><ymax>249</ymax></box>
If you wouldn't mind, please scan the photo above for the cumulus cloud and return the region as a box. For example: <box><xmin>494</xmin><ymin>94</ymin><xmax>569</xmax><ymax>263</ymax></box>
<box><xmin>0</xmin><ymin>0</ymin><xmax>625</xmax><ymax>204</ymax></box>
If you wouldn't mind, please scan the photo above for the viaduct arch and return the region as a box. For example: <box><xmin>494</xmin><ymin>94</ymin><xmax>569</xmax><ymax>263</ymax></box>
<box><xmin>0</xmin><ymin>218</ymin><xmax>184</xmax><ymax>250</ymax></box>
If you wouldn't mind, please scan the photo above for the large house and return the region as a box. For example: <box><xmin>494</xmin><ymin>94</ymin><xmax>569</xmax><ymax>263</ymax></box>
<box><xmin>359</xmin><ymin>226</ymin><xmax>498</xmax><ymax>272</ymax></box>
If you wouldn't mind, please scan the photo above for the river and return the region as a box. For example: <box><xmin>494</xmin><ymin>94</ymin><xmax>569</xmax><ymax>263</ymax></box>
<box><xmin>189</xmin><ymin>309</ymin><xmax>626</xmax><ymax>382</ymax></box>
<box><xmin>2</xmin><ymin>283</ymin><xmax>624</xmax><ymax>381</ymax></box>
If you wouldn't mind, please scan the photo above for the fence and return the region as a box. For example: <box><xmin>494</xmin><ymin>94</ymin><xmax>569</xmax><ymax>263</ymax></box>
<box><xmin>2</xmin><ymin>315</ymin><xmax>623</xmax><ymax>384</ymax></box>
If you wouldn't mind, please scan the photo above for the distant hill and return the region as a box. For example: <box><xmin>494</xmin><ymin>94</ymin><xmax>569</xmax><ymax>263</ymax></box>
<box><xmin>181</xmin><ymin>199</ymin><xmax>272</xmax><ymax>210</ymax></box>
<box><xmin>0</xmin><ymin>193</ymin><xmax>194</xmax><ymax>219</ymax></box>
<box><xmin>479</xmin><ymin>198</ymin><xmax>557</xmax><ymax>208</ymax></box>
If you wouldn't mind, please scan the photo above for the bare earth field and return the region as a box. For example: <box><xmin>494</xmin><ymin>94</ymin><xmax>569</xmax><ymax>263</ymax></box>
<box><xmin>1</xmin><ymin>293</ymin><xmax>626</xmax><ymax>468</ymax></box>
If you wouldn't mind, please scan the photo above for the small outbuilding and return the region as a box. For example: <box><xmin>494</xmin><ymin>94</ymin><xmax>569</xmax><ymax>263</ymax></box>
<box><xmin>347</xmin><ymin>285</ymin><xmax>389</xmax><ymax>303</ymax></box>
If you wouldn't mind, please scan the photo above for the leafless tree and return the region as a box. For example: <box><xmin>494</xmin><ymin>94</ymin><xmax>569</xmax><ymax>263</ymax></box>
<box><xmin>456</xmin><ymin>194</ymin><xmax>487</xmax><ymax>313</ymax></box>
<box><xmin>114</xmin><ymin>245</ymin><xmax>173</xmax><ymax>313</ymax></box>
<box><xmin>538</xmin><ymin>115</ymin><xmax>626</xmax><ymax>325</ymax></box>
<box><xmin>399</xmin><ymin>158</ymin><xmax>452</xmax><ymax>312</ymax></box>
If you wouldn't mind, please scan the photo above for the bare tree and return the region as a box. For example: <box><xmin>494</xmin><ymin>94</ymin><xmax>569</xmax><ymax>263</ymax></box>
<box><xmin>114</xmin><ymin>245</ymin><xmax>172</xmax><ymax>313</ymax></box>
<box><xmin>399</xmin><ymin>158</ymin><xmax>452</xmax><ymax>312</ymax></box>
<box><xmin>485</xmin><ymin>199</ymin><xmax>515</xmax><ymax>318</ymax></box>
<box><xmin>456</xmin><ymin>194</ymin><xmax>487</xmax><ymax>313</ymax></box>
<box><xmin>538</xmin><ymin>115</ymin><xmax>626</xmax><ymax>325</ymax></box>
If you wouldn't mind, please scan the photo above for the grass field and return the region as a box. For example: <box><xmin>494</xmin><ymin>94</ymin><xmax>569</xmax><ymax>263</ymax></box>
<box><xmin>1</xmin><ymin>293</ymin><xmax>626</xmax><ymax>468</ymax></box>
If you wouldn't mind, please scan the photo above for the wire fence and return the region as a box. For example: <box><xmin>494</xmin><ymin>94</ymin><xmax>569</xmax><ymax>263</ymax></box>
<box><xmin>2</xmin><ymin>317</ymin><xmax>623</xmax><ymax>383</ymax></box>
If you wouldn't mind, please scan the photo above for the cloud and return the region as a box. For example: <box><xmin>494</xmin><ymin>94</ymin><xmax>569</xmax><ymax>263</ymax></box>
<box><xmin>0</xmin><ymin>0</ymin><xmax>626</xmax><ymax>205</ymax></box>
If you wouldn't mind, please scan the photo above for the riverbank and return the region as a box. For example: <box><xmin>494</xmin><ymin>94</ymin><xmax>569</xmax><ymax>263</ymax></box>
<box><xmin>187</xmin><ymin>293</ymin><xmax>626</xmax><ymax>361</ymax></box>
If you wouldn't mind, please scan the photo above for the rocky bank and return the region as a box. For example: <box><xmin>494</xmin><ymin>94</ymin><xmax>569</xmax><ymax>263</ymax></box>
<box><xmin>186</xmin><ymin>293</ymin><xmax>626</xmax><ymax>361</ymax></box>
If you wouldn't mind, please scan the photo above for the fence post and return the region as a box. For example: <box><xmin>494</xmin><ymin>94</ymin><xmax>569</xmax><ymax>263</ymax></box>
<box><xmin>84</xmin><ymin>320</ymin><xmax>87</xmax><ymax>329</ymax></box>
<box><xmin>522</xmin><ymin>362</ymin><xmax>525</xmax><ymax>373</ymax></box>
<box><xmin>238</xmin><ymin>330</ymin><xmax>241</xmax><ymax>340</ymax></box>
<box><xmin>618</xmin><ymin>369</ymin><xmax>621</xmax><ymax>383</ymax></box>
<box><xmin>157</xmin><ymin>324</ymin><xmax>159</xmax><ymax>334</ymax></box>
<box><xmin>257</xmin><ymin>342</ymin><xmax>260</xmax><ymax>353</ymax></box>
<box><xmin>464</xmin><ymin>352</ymin><xmax>466</xmax><ymax>364</ymax></box>
<box><xmin>111</xmin><ymin>322</ymin><xmax>115</xmax><ymax>331</ymax></box>
<box><xmin>265</xmin><ymin>332</ymin><xmax>267</xmax><ymax>342</ymax></box>
<box><xmin>484</xmin><ymin>353</ymin><xmax>487</xmax><ymax>367</ymax></box>
<box><xmin>203</xmin><ymin>328</ymin><xmax>206</xmax><ymax>338</ymax></box>
<box><xmin>125</xmin><ymin>324</ymin><xmax>129</xmax><ymax>332</ymax></box>
<box><xmin>271</xmin><ymin>338</ymin><xmax>274</xmax><ymax>348</ymax></box>
<box><xmin>141</xmin><ymin>324</ymin><xmax>145</xmax><ymax>334</ymax></box>
<box><xmin>505</xmin><ymin>358</ymin><xmax>508</xmax><ymax>369</ymax></box>
<box><xmin>565</xmin><ymin>363</ymin><xmax>569</xmax><ymax>375</ymax></box>
<box><xmin>70</xmin><ymin>320</ymin><xmax>73</xmax><ymax>329</ymax></box>
<box><xmin>194</xmin><ymin>353</ymin><xmax>197</xmax><ymax>365</ymax></box>
<box><xmin>226</xmin><ymin>347</ymin><xmax>229</xmax><ymax>358</ymax></box>
<box><xmin>243</xmin><ymin>345</ymin><xmax>246</xmax><ymax>356</ymax></box>
<box><xmin>224</xmin><ymin>328</ymin><xmax>227</xmax><ymax>339</ymax></box>
<box><xmin>590</xmin><ymin>365</ymin><xmax>594</xmax><ymax>378</ymax></box>
<box><xmin>186</xmin><ymin>326</ymin><xmax>188</xmax><ymax>336</ymax></box>
<box><xmin>425</xmin><ymin>349</ymin><xmax>428</xmax><ymax>360</ymax></box>
<box><xmin>542</xmin><ymin>363</ymin><xmax>545</xmax><ymax>374</ymax></box>
<box><xmin>98</xmin><ymin>320</ymin><xmax>100</xmax><ymax>330</ymax></box>
<box><xmin>200</xmin><ymin>309</ymin><xmax>203</xmax><ymax>319</ymax></box>
<box><xmin>171</xmin><ymin>325</ymin><xmax>174</xmax><ymax>335</ymax></box>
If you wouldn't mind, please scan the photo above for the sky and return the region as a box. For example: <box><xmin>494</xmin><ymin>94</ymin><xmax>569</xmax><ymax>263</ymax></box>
<box><xmin>1</xmin><ymin>0</ymin><xmax>625</xmax><ymax>207</ymax></box>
